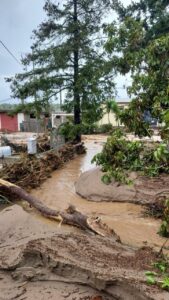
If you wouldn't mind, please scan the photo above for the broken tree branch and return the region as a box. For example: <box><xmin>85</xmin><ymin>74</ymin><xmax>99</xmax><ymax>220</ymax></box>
<box><xmin>0</xmin><ymin>179</ymin><xmax>120</xmax><ymax>240</ymax></box>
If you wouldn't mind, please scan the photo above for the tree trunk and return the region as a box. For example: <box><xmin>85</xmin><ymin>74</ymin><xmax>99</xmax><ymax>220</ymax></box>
<box><xmin>73</xmin><ymin>0</ymin><xmax>81</xmax><ymax>142</ymax></box>
<box><xmin>0</xmin><ymin>179</ymin><xmax>120</xmax><ymax>240</ymax></box>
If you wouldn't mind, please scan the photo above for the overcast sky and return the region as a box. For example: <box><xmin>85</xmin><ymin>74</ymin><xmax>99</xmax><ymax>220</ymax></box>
<box><xmin>0</xmin><ymin>0</ymin><xmax>132</xmax><ymax>104</ymax></box>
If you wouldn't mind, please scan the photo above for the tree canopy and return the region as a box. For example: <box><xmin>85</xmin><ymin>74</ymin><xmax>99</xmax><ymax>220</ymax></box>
<box><xmin>7</xmin><ymin>0</ymin><xmax>114</xmax><ymax>136</ymax></box>
<box><xmin>106</xmin><ymin>0</ymin><xmax>169</xmax><ymax>137</ymax></box>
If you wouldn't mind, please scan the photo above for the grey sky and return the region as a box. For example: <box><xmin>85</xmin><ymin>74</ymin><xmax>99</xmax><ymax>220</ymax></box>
<box><xmin>0</xmin><ymin>0</ymin><xmax>132</xmax><ymax>103</ymax></box>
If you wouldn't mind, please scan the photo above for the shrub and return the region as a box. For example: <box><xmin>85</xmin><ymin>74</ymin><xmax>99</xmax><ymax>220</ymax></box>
<box><xmin>58</xmin><ymin>122</ymin><xmax>82</xmax><ymax>141</ymax></box>
<box><xmin>98</xmin><ymin>123</ymin><xmax>113</xmax><ymax>133</ymax></box>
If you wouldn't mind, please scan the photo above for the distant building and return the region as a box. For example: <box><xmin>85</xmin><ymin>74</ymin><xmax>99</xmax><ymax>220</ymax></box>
<box><xmin>51</xmin><ymin>112</ymin><xmax>73</xmax><ymax>129</ymax></box>
<box><xmin>98</xmin><ymin>101</ymin><xmax>159</xmax><ymax>127</ymax></box>
<box><xmin>0</xmin><ymin>110</ymin><xmax>18</xmax><ymax>132</ymax></box>
<box><xmin>98</xmin><ymin>101</ymin><xmax>129</xmax><ymax>127</ymax></box>
<box><xmin>0</xmin><ymin>110</ymin><xmax>50</xmax><ymax>133</ymax></box>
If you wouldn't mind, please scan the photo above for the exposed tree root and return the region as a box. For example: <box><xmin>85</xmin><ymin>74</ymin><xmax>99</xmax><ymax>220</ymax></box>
<box><xmin>0</xmin><ymin>179</ymin><xmax>120</xmax><ymax>240</ymax></box>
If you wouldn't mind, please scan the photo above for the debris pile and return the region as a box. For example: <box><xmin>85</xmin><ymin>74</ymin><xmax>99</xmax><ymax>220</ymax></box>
<box><xmin>1</xmin><ymin>134</ymin><xmax>51</xmax><ymax>154</ymax></box>
<box><xmin>0</xmin><ymin>143</ymin><xmax>86</xmax><ymax>192</ymax></box>
<box><xmin>1</xmin><ymin>135</ymin><xmax>26</xmax><ymax>153</ymax></box>
<box><xmin>37</xmin><ymin>134</ymin><xmax>51</xmax><ymax>152</ymax></box>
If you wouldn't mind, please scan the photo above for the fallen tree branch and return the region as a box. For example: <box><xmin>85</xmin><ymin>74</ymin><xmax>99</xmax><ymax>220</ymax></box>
<box><xmin>0</xmin><ymin>179</ymin><xmax>120</xmax><ymax>240</ymax></box>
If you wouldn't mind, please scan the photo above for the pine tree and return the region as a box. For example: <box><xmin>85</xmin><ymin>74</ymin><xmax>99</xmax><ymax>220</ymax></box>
<box><xmin>7</xmin><ymin>0</ymin><xmax>114</xmax><ymax>140</ymax></box>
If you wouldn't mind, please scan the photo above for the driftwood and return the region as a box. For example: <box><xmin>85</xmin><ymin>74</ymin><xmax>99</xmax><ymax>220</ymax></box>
<box><xmin>0</xmin><ymin>179</ymin><xmax>120</xmax><ymax>240</ymax></box>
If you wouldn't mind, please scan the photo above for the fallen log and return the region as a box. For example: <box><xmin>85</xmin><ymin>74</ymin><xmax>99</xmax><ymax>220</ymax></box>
<box><xmin>0</xmin><ymin>179</ymin><xmax>120</xmax><ymax>240</ymax></box>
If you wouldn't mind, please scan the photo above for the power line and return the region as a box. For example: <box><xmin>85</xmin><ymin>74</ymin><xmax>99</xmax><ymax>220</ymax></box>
<box><xmin>0</xmin><ymin>40</ymin><xmax>21</xmax><ymax>65</ymax></box>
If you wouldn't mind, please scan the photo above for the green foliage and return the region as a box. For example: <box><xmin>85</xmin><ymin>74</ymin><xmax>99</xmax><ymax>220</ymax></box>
<box><xmin>145</xmin><ymin>271</ymin><xmax>157</xmax><ymax>285</ymax></box>
<box><xmin>92</xmin><ymin>130</ymin><xmax>169</xmax><ymax>184</ymax></box>
<box><xmin>59</xmin><ymin>121</ymin><xmax>114</xmax><ymax>140</ymax></box>
<box><xmin>160</xmin><ymin>277</ymin><xmax>169</xmax><ymax>290</ymax></box>
<box><xmin>7</xmin><ymin>0</ymin><xmax>114</xmax><ymax>127</ymax></box>
<box><xmin>99</xmin><ymin>123</ymin><xmax>113</xmax><ymax>133</ymax></box>
<box><xmin>154</xmin><ymin>261</ymin><xmax>168</xmax><ymax>273</ymax></box>
<box><xmin>106</xmin><ymin>0</ymin><xmax>169</xmax><ymax>139</ymax></box>
<box><xmin>104</xmin><ymin>99</ymin><xmax>121</xmax><ymax>124</ymax></box>
<box><xmin>81</xmin><ymin>123</ymin><xmax>99</xmax><ymax>135</ymax></box>
<box><xmin>58</xmin><ymin>122</ymin><xmax>82</xmax><ymax>142</ymax></box>
<box><xmin>145</xmin><ymin>258</ymin><xmax>169</xmax><ymax>290</ymax></box>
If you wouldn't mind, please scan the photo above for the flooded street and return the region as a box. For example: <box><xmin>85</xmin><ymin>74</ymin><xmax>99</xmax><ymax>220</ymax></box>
<box><xmin>31</xmin><ymin>136</ymin><xmax>165</xmax><ymax>249</ymax></box>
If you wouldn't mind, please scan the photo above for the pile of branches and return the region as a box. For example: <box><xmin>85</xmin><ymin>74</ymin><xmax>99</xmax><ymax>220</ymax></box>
<box><xmin>37</xmin><ymin>134</ymin><xmax>51</xmax><ymax>152</ymax></box>
<box><xmin>0</xmin><ymin>143</ymin><xmax>86</xmax><ymax>192</ymax></box>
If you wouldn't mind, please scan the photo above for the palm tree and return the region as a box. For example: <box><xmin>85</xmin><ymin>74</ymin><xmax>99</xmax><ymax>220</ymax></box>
<box><xmin>104</xmin><ymin>99</ymin><xmax>121</xmax><ymax>124</ymax></box>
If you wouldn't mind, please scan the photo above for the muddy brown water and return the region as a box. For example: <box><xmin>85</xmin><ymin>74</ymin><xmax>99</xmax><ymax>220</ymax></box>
<box><xmin>31</xmin><ymin>135</ymin><xmax>166</xmax><ymax>249</ymax></box>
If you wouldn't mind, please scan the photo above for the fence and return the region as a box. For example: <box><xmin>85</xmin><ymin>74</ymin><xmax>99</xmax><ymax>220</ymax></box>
<box><xmin>20</xmin><ymin>120</ymin><xmax>46</xmax><ymax>133</ymax></box>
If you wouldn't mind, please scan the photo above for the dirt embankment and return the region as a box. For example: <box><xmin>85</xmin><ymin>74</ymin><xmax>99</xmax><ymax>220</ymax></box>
<box><xmin>75</xmin><ymin>168</ymin><xmax>169</xmax><ymax>206</ymax></box>
<box><xmin>0</xmin><ymin>205</ymin><xmax>168</xmax><ymax>300</ymax></box>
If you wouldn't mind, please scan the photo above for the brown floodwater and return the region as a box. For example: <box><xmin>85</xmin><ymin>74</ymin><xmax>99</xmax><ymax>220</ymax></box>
<box><xmin>31</xmin><ymin>135</ymin><xmax>166</xmax><ymax>249</ymax></box>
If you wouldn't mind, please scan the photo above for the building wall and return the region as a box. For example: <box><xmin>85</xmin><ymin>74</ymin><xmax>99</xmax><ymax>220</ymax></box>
<box><xmin>98</xmin><ymin>112</ymin><xmax>119</xmax><ymax>126</ymax></box>
<box><xmin>98</xmin><ymin>103</ymin><xmax>129</xmax><ymax>126</ymax></box>
<box><xmin>0</xmin><ymin>113</ymin><xmax>18</xmax><ymax>132</ymax></box>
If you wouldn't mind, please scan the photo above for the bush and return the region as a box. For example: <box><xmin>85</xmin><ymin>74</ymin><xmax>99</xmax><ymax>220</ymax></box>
<box><xmin>59</xmin><ymin>122</ymin><xmax>100</xmax><ymax>139</ymax></box>
<box><xmin>58</xmin><ymin>122</ymin><xmax>82</xmax><ymax>141</ymax></box>
<box><xmin>98</xmin><ymin>123</ymin><xmax>113</xmax><ymax>133</ymax></box>
<box><xmin>81</xmin><ymin>123</ymin><xmax>99</xmax><ymax>134</ymax></box>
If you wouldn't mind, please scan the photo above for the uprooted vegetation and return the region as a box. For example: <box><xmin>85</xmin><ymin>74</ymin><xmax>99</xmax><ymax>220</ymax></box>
<box><xmin>92</xmin><ymin>129</ymin><xmax>169</xmax><ymax>185</ymax></box>
<box><xmin>0</xmin><ymin>143</ymin><xmax>85</xmax><ymax>191</ymax></box>
<box><xmin>91</xmin><ymin>129</ymin><xmax>169</xmax><ymax>237</ymax></box>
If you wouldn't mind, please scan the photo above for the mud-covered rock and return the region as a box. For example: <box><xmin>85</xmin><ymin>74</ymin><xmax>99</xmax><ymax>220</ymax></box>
<box><xmin>75</xmin><ymin>167</ymin><xmax>169</xmax><ymax>205</ymax></box>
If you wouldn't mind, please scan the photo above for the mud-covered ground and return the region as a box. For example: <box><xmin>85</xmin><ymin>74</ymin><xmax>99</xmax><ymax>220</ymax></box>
<box><xmin>0</xmin><ymin>205</ymin><xmax>168</xmax><ymax>300</ymax></box>
<box><xmin>0</xmin><ymin>136</ymin><xmax>169</xmax><ymax>300</ymax></box>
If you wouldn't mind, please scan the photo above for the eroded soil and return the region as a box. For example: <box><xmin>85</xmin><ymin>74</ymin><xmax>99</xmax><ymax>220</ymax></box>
<box><xmin>0</xmin><ymin>205</ymin><xmax>168</xmax><ymax>300</ymax></box>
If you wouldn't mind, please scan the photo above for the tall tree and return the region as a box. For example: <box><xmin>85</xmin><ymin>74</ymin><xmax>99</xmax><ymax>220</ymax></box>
<box><xmin>105</xmin><ymin>0</ymin><xmax>169</xmax><ymax>138</ymax></box>
<box><xmin>7</xmin><ymin>0</ymin><xmax>114</xmax><ymax>141</ymax></box>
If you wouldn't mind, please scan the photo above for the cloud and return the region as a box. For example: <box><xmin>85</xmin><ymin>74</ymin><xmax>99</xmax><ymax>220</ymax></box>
<box><xmin>0</xmin><ymin>0</ymin><xmax>132</xmax><ymax>100</ymax></box>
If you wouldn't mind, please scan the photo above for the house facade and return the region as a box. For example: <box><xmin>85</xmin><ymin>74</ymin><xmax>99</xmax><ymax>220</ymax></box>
<box><xmin>0</xmin><ymin>111</ymin><xmax>49</xmax><ymax>133</ymax></box>
<box><xmin>0</xmin><ymin>110</ymin><xmax>18</xmax><ymax>132</ymax></box>
<box><xmin>98</xmin><ymin>101</ymin><xmax>129</xmax><ymax>127</ymax></box>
